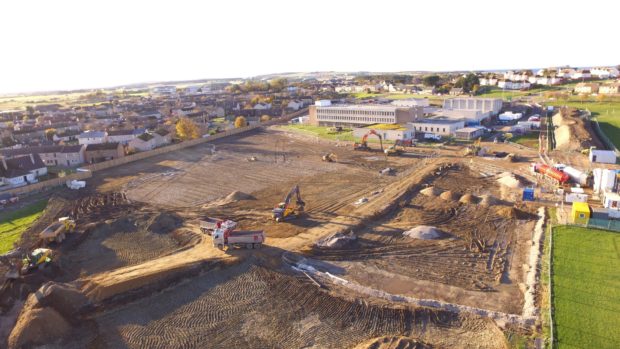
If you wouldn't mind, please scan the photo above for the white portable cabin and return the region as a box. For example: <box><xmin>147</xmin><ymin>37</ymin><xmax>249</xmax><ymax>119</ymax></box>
<box><xmin>592</xmin><ymin>168</ymin><xmax>617</xmax><ymax>194</ymax></box>
<box><xmin>590</xmin><ymin>149</ymin><xmax>617</xmax><ymax>164</ymax></box>
<box><xmin>603</xmin><ymin>192</ymin><xmax>620</xmax><ymax>218</ymax></box>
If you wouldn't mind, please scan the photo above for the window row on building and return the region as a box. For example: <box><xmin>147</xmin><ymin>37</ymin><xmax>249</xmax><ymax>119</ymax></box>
<box><xmin>317</xmin><ymin>109</ymin><xmax>395</xmax><ymax>117</ymax></box>
<box><xmin>318</xmin><ymin>115</ymin><xmax>395</xmax><ymax>124</ymax></box>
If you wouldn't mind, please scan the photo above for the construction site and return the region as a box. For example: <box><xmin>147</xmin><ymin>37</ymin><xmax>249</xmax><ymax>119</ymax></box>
<box><xmin>0</xmin><ymin>122</ymin><xmax>574</xmax><ymax>348</ymax></box>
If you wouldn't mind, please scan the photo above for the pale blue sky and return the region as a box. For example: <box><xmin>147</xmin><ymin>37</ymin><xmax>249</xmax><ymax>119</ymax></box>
<box><xmin>1</xmin><ymin>0</ymin><xmax>619</xmax><ymax>94</ymax></box>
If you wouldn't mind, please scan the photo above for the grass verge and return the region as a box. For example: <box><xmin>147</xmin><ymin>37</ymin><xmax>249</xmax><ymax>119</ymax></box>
<box><xmin>0</xmin><ymin>200</ymin><xmax>48</xmax><ymax>254</ymax></box>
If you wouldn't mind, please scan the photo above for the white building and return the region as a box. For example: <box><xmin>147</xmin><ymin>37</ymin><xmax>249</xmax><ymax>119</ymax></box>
<box><xmin>391</xmin><ymin>98</ymin><xmax>430</xmax><ymax>107</ymax></box>
<box><xmin>151</xmin><ymin>85</ymin><xmax>177</xmax><ymax>96</ymax></box>
<box><xmin>78</xmin><ymin>131</ymin><xmax>108</xmax><ymax>145</ymax></box>
<box><xmin>308</xmin><ymin>104</ymin><xmax>423</xmax><ymax>127</ymax></box>
<box><xmin>498</xmin><ymin>80</ymin><xmax>531</xmax><ymax>90</ymax></box>
<box><xmin>352</xmin><ymin>125</ymin><xmax>415</xmax><ymax>142</ymax></box>
<box><xmin>408</xmin><ymin>119</ymin><xmax>465</xmax><ymax>137</ymax></box>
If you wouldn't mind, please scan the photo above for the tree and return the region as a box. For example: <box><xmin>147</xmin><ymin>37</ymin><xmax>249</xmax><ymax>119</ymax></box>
<box><xmin>175</xmin><ymin>117</ymin><xmax>200</xmax><ymax>140</ymax></box>
<box><xmin>44</xmin><ymin>128</ymin><xmax>57</xmax><ymax>141</ymax></box>
<box><xmin>26</xmin><ymin>106</ymin><xmax>34</xmax><ymax>117</ymax></box>
<box><xmin>36</xmin><ymin>115</ymin><xmax>45</xmax><ymax>125</ymax></box>
<box><xmin>234</xmin><ymin>116</ymin><xmax>247</xmax><ymax>128</ymax></box>
<box><xmin>422</xmin><ymin>75</ymin><xmax>441</xmax><ymax>87</ymax></box>
<box><xmin>6</xmin><ymin>121</ymin><xmax>14</xmax><ymax>129</ymax></box>
<box><xmin>22</xmin><ymin>115</ymin><xmax>29</xmax><ymax>121</ymax></box>
<box><xmin>260</xmin><ymin>115</ymin><xmax>271</xmax><ymax>122</ymax></box>
<box><xmin>269</xmin><ymin>78</ymin><xmax>288</xmax><ymax>91</ymax></box>
<box><xmin>454</xmin><ymin>73</ymin><xmax>480</xmax><ymax>93</ymax></box>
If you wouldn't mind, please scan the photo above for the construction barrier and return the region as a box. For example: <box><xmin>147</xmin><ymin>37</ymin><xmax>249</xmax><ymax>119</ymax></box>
<box><xmin>0</xmin><ymin>108</ymin><xmax>308</xmax><ymax>196</ymax></box>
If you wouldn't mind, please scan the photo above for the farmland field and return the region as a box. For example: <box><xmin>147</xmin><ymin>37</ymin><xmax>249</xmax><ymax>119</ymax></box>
<box><xmin>552</xmin><ymin>225</ymin><xmax>620</xmax><ymax>349</ymax></box>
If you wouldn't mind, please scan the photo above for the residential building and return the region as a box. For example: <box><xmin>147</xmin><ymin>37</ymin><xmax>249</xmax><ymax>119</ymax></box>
<box><xmin>53</xmin><ymin>129</ymin><xmax>81</xmax><ymax>142</ymax></box>
<box><xmin>599</xmin><ymin>83</ymin><xmax>620</xmax><ymax>95</ymax></box>
<box><xmin>85</xmin><ymin>142</ymin><xmax>125</xmax><ymax>163</ymax></box>
<box><xmin>450</xmin><ymin>88</ymin><xmax>464</xmax><ymax>96</ymax></box>
<box><xmin>497</xmin><ymin>80</ymin><xmax>531</xmax><ymax>90</ymax></box>
<box><xmin>151</xmin><ymin>85</ymin><xmax>177</xmax><ymax>96</ymax></box>
<box><xmin>127</xmin><ymin>130</ymin><xmax>171</xmax><ymax>152</ymax></box>
<box><xmin>78</xmin><ymin>131</ymin><xmax>108</xmax><ymax>145</ymax></box>
<box><xmin>479</xmin><ymin>77</ymin><xmax>498</xmax><ymax>86</ymax></box>
<box><xmin>571</xmin><ymin>69</ymin><xmax>591</xmax><ymax>80</ymax></box>
<box><xmin>1</xmin><ymin>145</ymin><xmax>85</xmax><ymax>167</ymax></box>
<box><xmin>408</xmin><ymin>119</ymin><xmax>465</xmax><ymax>137</ymax></box>
<box><xmin>0</xmin><ymin>154</ymin><xmax>47</xmax><ymax>187</ymax></box>
<box><xmin>591</xmin><ymin>67</ymin><xmax>619</xmax><ymax>79</ymax></box>
<box><xmin>420</xmin><ymin>86</ymin><xmax>436</xmax><ymax>95</ymax></box>
<box><xmin>308</xmin><ymin>104</ymin><xmax>423</xmax><ymax>127</ymax></box>
<box><xmin>107</xmin><ymin>128</ymin><xmax>146</xmax><ymax>144</ymax></box>
<box><xmin>574</xmin><ymin>82</ymin><xmax>599</xmax><ymax>94</ymax></box>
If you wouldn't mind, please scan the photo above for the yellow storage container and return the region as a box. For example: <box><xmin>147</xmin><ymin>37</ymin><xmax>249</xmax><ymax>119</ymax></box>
<box><xmin>571</xmin><ymin>202</ymin><xmax>591</xmax><ymax>224</ymax></box>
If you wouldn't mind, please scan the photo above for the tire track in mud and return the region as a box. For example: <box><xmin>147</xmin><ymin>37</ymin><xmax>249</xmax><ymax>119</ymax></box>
<box><xmin>79</xmin><ymin>263</ymin><xmax>496</xmax><ymax>349</ymax></box>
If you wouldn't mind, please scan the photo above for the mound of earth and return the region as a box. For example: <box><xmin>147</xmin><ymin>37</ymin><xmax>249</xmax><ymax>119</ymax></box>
<box><xmin>497</xmin><ymin>174</ymin><xmax>521</xmax><ymax>189</ymax></box>
<box><xmin>420</xmin><ymin>186</ymin><xmax>440</xmax><ymax>197</ymax></box>
<box><xmin>494</xmin><ymin>206</ymin><xmax>529</xmax><ymax>219</ymax></box>
<box><xmin>225</xmin><ymin>191</ymin><xmax>255</xmax><ymax>201</ymax></box>
<box><xmin>8</xmin><ymin>293</ymin><xmax>71</xmax><ymax>348</ymax></box>
<box><xmin>316</xmin><ymin>232</ymin><xmax>357</xmax><ymax>249</ymax></box>
<box><xmin>353</xmin><ymin>336</ymin><xmax>431</xmax><ymax>349</ymax></box>
<box><xmin>36</xmin><ymin>282</ymin><xmax>89</xmax><ymax>320</ymax></box>
<box><xmin>439</xmin><ymin>190</ymin><xmax>458</xmax><ymax>201</ymax></box>
<box><xmin>459</xmin><ymin>193</ymin><xmax>478</xmax><ymax>204</ymax></box>
<box><xmin>148</xmin><ymin>213</ymin><xmax>182</xmax><ymax>234</ymax></box>
<box><xmin>403</xmin><ymin>226</ymin><xmax>450</xmax><ymax>240</ymax></box>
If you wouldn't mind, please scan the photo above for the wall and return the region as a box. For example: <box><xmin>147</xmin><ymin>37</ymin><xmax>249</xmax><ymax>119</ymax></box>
<box><xmin>0</xmin><ymin>109</ymin><xmax>307</xmax><ymax>196</ymax></box>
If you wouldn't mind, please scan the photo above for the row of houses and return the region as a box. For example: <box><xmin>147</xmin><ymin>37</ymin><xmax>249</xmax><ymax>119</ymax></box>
<box><xmin>574</xmin><ymin>82</ymin><xmax>620</xmax><ymax>95</ymax></box>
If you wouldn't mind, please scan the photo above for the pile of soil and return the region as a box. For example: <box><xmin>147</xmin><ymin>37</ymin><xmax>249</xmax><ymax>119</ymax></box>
<box><xmin>420</xmin><ymin>187</ymin><xmax>440</xmax><ymax>197</ymax></box>
<box><xmin>8</xmin><ymin>291</ymin><xmax>72</xmax><ymax>348</ymax></box>
<box><xmin>403</xmin><ymin>226</ymin><xmax>450</xmax><ymax>240</ymax></box>
<box><xmin>495</xmin><ymin>206</ymin><xmax>529</xmax><ymax>219</ymax></box>
<box><xmin>459</xmin><ymin>193</ymin><xmax>478</xmax><ymax>204</ymax></box>
<box><xmin>225</xmin><ymin>191</ymin><xmax>255</xmax><ymax>201</ymax></box>
<box><xmin>316</xmin><ymin>232</ymin><xmax>357</xmax><ymax>249</ymax></box>
<box><xmin>36</xmin><ymin>282</ymin><xmax>89</xmax><ymax>320</ymax></box>
<box><xmin>439</xmin><ymin>190</ymin><xmax>458</xmax><ymax>201</ymax></box>
<box><xmin>147</xmin><ymin>213</ymin><xmax>182</xmax><ymax>234</ymax></box>
<box><xmin>553</xmin><ymin>107</ymin><xmax>604</xmax><ymax>151</ymax></box>
<box><xmin>497</xmin><ymin>174</ymin><xmax>521</xmax><ymax>189</ymax></box>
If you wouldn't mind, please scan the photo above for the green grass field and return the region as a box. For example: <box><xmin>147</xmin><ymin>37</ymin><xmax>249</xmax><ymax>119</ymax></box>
<box><xmin>510</xmin><ymin>133</ymin><xmax>539</xmax><ymax>149</ymax></box>
<box><xmin>552</xmin><ymin>225</ymin><xmax>620</xmax><ymax>349</ymax></box>
<box><xmin>281</xmin><ymin>125</ymin><xmax>355</xmax><ymax>142</ymax></box>
<box><xmin>0</xmin><ymin>200</ymin><xmax>48</xmax><ymax>254</ymax></box>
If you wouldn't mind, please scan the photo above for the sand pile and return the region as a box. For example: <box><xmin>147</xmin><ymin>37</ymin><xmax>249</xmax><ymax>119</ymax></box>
<box><xmin>479</xmin><ymin>195</ymin><xmax>496</xmax><ymax>206</ymax></box>
<box><xmin>225</xmin><ymin>191</ymin><xmax>255</xmax><ymax>201</ymax></box>
<box><xmin>439</xmin><ymin>190</ymin><xmax>458</xmax><ymax>201</ymax></box>
<box><xmin>459</xmin><ymin>193</ymin><xmax>477</xmax><ymax>204</ymax></box>
<box><xmin>316</xmin><ymin>232</ymin><xmax>357</xmax><ymax>249</ymax></box>
<box><xmin>403</xmin><ymin>226</ymin><xmax>449</xmax><ymax>240</ymax></box>
<box><xmin>148</xmin><ymin>213</ymin><xmax>182</xmax><ymax>234</ymax></box>
<box><xmin>497</xmin><ymin>174</ymin><xmax>522</xmax><ymax>189</ymax></box>
<box><xmin>8</xmin><ymin>291</ymin><xmax>72</xmax><ymax>348</ymax></box>
<box><xmin>420</xmin><ymin>187</ymin><xmax>440</xmax><ymax>197</ymax></box>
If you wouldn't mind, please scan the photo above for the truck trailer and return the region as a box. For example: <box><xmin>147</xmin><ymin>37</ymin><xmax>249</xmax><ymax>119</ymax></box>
<box><xmin>212</xmin><ymin>227</ymin><xmax>265</xmax><ymax>250</ymax></box>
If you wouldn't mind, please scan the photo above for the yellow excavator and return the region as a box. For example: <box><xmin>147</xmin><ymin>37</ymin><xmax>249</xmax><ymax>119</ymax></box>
<box><xmin>22</xmin><ymin>248</ymin><xmax>53</xmax><ymax>274</ymax></box>
<box><xmin>384</xmin><ymin>144</ymin><xmax>405</xmax><ymax>156</ymax></box>
<box><xmin>464</xmin><ymin>137</ymin><xmax>482</xmax><ymax>157</ymax></box>
<box><xmin>322</xmin><ymin>153</ymin><xmax>337</xmax><ymax>162</ymax></box>
<box><xmin>272</xmin><ymin>185</ymin><xmax>305</xmax><ymax>222</ymax></box>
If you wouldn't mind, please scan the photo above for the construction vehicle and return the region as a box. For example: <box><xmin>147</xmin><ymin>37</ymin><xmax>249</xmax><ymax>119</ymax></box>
<box><xmin>199</xmin><ymin>218</ymin><xmax>236</xmax><ymax>235</ymax></box>
<box><xmin>395</xmin><ymin>139</ymin><xmax>415</xmax><ymax>147</ymax></box>
<box><xmin>40</xmin><ymin>217</ymin><xmax>76</xmax><ymax>243</ymax></box>
<box><xmin>0</xmin><ymin>193</ymin><xmax>19</xmax><ymax>206</ymax></box>
<box><xmin>272</xmin><ymin>185</ymin><xmax>305</xmax><ymax>222</ymax></box>
<box><xmin>327</xmin><ymin>126</ymin><xmax>344</xmax><ymax>134</ymax></box>
<box><xmin>211</xmin><ymin>224</ymin><xmax>264</xmax><ymax>250</ymax></box>
<box><xmin>464</xmin><ymin>138</ymin><xmax>483</xmax><ymax>157</ymax></box>
<box><xmin>353</xmin><ymin>129</ymin><xmax>383</xmax><ymax>152</ymax></box>
<box><xmin>21</xmin><ymin>248</ymin><xmax>53</xmax><ymax>274</ymax></box>
<box><xmin>384</xmin><ymin>144</ymin><xmax>405</xmax><ymax>156</ymax></box>
<box><xmin>322</xmin><ymin>153</ymin><xmax>337</xmax><ymax>162</ymax></box>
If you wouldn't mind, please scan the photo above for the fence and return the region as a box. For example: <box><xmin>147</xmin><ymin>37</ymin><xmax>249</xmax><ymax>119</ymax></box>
<box><xmin>1</xmin><ymin>108</ymin><xmax>308</xmax><ymax>195</ymax></box>
<box><xmin>574</xmin><ymin>217</ymin><xmax>620</xmax><ymax>232</ymax></box>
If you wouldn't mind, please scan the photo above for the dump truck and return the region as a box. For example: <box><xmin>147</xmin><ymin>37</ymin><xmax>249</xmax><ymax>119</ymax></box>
<box><xmin>199</xmin><ymin>218</ymin><xmax>237</xmax><ymax>235</ymax></box>
<box><xmin>40</xmin><ymin>217</ymin><xmax>76</xmax><ymax>243</ymax></box>
<box><xmin>212</xmin><ymin>226</ymin><xmax>265</xmax><ymax>250</ymax></box>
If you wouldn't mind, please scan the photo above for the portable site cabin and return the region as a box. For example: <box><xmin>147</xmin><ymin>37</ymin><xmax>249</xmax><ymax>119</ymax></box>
<box><xmin>522</xmin><ymin>187</ymin><xmax>535</xmax><ymax>201</ymax></box>
<box><xmin>571</xmin><ymin>202</ymin><xmax>591</xmax><ymax>224</ymax></box>
<box><xmin>603</xmin><ymin>192</ymin><xmax>620</xmax><ymax>219</ymax></box>
<box><xmin>589</xmin><ymin>149</ymin><xmax>616</xmax><ymax>164</ymax></box>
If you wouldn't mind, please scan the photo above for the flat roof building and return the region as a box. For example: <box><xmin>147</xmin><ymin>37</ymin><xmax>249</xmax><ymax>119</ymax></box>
<box><xmin>454</xmin><ymin>127</ymin><xmax>485</xmax><ymax>140</ymax></box>
<box><xmin>442</xmin><ymin>98</ymin><xmax>503</xmax><ymax>122</ymax></box>
<box><xmin>308</xmin><ymin>104</ymin><xmax>423</xmax><ymax>127</ymax></box>
<box><xmin>408</xmin><ymin>118</ymin><xmax>465</xmax><ymax>137</ymax></box>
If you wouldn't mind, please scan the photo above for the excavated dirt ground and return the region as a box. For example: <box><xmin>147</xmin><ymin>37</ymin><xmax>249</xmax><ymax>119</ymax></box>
<box><xmin>0</xmin><ymin>127</ymin><xmax>545</xmax><ymax>348</ymax></box>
